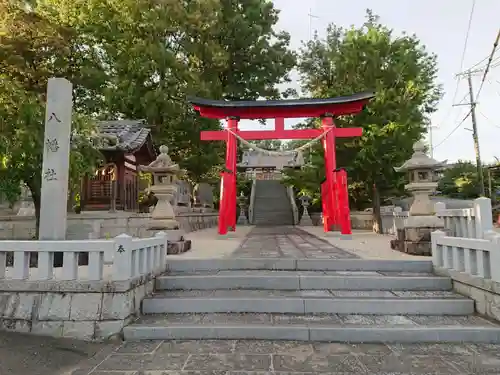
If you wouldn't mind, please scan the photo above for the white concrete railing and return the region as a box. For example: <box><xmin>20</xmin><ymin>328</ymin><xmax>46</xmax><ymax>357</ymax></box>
<box><xmin>248</xmin><ymin>178</ymin><xmax>257</xmax><ymax>224</ymax></box>
<box><xmin>286</xmin><ymin>186</ymin><xmax>299</xmax><ymax>225</ymax></box>
<box><xmin>381</xmin><ymin>197</ymin><xmax>493</xmax><ymax>239</ymax></box>
<box><xmin>432</xmin><ymin>230</ymin><xmax>500</xmax><ymax>282</ymax></box>
<box><xmin>0</xmin><ymin>232</ymin><xmax>168</xmax><ymax>281</ymax></box>
<box><xmin>435</xmin><ymin>197</ymin><xmax>493</xmax><ymax>239</ymax></box>
<box><xmin>390</xmin><ymin>207</ymin><xmax>410</xmax><ymax>234</ymax></box>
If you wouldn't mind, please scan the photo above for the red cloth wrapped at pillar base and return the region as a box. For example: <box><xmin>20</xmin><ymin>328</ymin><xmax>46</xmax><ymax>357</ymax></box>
<box><xmin>321</xmin><ymin>169</ymin><xmax>352</xmax><ymax>235</ymax></box>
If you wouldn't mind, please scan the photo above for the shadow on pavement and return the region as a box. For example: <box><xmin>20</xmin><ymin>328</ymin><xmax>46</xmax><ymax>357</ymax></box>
<box><xmin>0</xmin><ymin>331</ymin><xmax>115</xmax><ymax>375</ymax></box>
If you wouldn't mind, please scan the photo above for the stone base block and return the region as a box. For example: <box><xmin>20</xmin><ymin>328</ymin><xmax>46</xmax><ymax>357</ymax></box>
<box><xmin>0</xmin><ymin>275</ymin><xmax>157</xmax><ymax>341</ymax></box>
<box><xmin>404</xmin><ymin>241</ymin><xmax>431</xmax><ymax>256</ymax></box>
<box><xmin>391</xmin><ymin>226</ymin><xmax>438</xmax><ymax>256</ymax></box>
<box><xmin>167</xmin><ymin>240</ymin><xmax>192</xmax><ymax>255</ymax></box>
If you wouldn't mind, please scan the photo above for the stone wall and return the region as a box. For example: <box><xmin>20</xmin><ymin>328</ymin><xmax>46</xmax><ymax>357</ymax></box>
<box><xmin>0</xmin><ymin>210</ymin><xmax>218</xmax><ymax>240</ymax></box>
<box><xmin>0</xmin><ymin>273</ymin><xmax>155</xmax><ymax>340</ymax></box>
<box><xmin>350</xmin><ymin>211</ymin><xmax>373</xmax><ymax>230</ymax></box>
<box><xmin>434</xmin><ymin>267</ymin><xmax>500</xmax><ymax>322</ymax></box>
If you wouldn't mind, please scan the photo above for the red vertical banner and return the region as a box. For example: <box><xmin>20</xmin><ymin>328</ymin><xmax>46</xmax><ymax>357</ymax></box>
<box><xmin>331</xmin><ymin>171</ymin><xmax>339</xmax><ymax>231</ymax></box>
<box><xmin>227</xmin><ymin>117</ymin><xmax>239</xmax><ymax>232</ymax></box>
<box><xmin>321</xmin><ymin>116</ymin><xmax>337</xmax><ymax>233</ymax></box>
<box><xmin>218</xmin><ymin>171</ymin><xmax>228</xmax><ymax>235</ymax></box>
<box><xmin>321</xmin><ymin>181</ymin><xmax>329</xmax><ymax>232</ymax></box>
<box><xmin>337</xmin><ymin>168</ymin><xmax>352</xmax><ymax>235</ymax></box>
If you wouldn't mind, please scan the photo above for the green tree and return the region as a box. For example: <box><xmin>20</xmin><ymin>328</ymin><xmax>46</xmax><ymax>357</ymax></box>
<box><xmin>284</xmin><ymin>10</ymin><xmax>442</xmax><ymax>232</ymax></box>
<box><xmin>437</xmin><ymin>161</ymin><xmax>492</xmax><ymax>199</ymax></box>
<box><xmin>0</xmin><ymin>77</ymin><xmax>102</xmax><ymax>235</ymax></box>
<box><xmin>39</xmin><ymin>0</ymin><xmax>296</xmax><ymax>184</ymax></box>
<box><xmin>0</xmin><ymin>2</ymin><xmax>102</xmax><ymax>234</ymax></box>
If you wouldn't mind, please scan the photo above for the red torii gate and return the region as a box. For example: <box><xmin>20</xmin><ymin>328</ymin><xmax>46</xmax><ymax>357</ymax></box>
<box><xmin>188</xmin><ymin>92</ymin><xmax>374</xmax><ymax>235</ymax></box>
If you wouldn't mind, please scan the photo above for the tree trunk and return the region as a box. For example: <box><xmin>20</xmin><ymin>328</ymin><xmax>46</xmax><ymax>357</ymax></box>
<box><xmin>26</xmin><ymin>179</ymin><xmax>41</xmax><ymax>239</ymax></box>
<box><xmin>372</xmin><ymin>183</ymin><xmax>384</xmax><ymax>234</ymax></box>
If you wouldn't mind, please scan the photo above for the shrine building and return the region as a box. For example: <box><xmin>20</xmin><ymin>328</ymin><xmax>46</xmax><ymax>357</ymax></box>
<box><xmin>238</xmin><ymin>149</ymin><xmax>305</xmax><ymax>180</ymax></box>
<box><xmin>80</xmin><ymin>120</ymin><xmax>156</xmax><ymax>211</ymax></box>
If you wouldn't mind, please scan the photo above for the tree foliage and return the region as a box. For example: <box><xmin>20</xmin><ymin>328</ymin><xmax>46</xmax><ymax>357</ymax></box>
<box><xmin>438</xmin><ymin>161</ymin><xmax>499</xmax><ymax>200</ymax></box>
<box><xmin>36</xmin><ymin>0</ymin><xmax>295</xmax><ymax>183</ymax></box>
<box><xmin>0</xmin><ymin>0</ymin><xmax>295</xmax><ymax>233</ymax></box>
<box><xmin>283</xmin><ymin>10</ymin><xmax>442</xmax><ymax>231</ymax></box>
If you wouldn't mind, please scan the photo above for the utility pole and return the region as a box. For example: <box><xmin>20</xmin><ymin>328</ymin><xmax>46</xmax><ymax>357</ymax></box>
<box><xmin>467</xmin><ymin>72</ymin><xmax>485</xmax><ymax>196</ymax></box>
<box><xmin>308</xmin><ymin>8</ymin><xmax>319</xmax><ymax>40</ymax></box>
<box><xmin>454</xmin><ymin>71</ymin><xmax>486</xmax><ymax>196</ymax></box>
<box><xmin>428</xmin><ymin>124</ymin><xmax>438</xmax><ymax>158</ymax></box>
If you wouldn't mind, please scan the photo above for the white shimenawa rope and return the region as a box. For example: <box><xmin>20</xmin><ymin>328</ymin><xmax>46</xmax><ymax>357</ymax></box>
<box><xmin>225</xmin><ymin>125</ymin><xmax>334</xmax><ymax>157</ymax></box>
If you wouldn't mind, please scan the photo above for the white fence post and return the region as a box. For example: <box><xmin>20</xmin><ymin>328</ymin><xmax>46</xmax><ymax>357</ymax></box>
<box><xmin>431</xmin><ymin>230</ymin><xmax>445</xmax><ymax>268</ymax></box>
<box><xmin>112</xmin><ymin>234</ymin><xmax>134</xmax><ymax>281</ymax></box>
<box><xmin>155</xmin><ymin>231</ymin><xmax>168</xmax><ymax>273</ymax></box>
<box><xmin>474</xmin><ymin>197</ymin><xmax>493</xmax><ymax>239</ymax></box>
<box><xmin>486</xmin><ymin>231</ymin><xmax>500</xmax><ymax>282</ymax></box>
<box><xmin>434</xmin><ymin>201</ymin><xmax>446</xmax><ymax>213</ymax></box>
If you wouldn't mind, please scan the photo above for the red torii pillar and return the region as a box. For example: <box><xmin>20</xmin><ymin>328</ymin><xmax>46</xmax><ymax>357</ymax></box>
<box><xmin>188</xmin><ymin>92</ymin><xmax>374</xmax><ymax>236</ymax></box>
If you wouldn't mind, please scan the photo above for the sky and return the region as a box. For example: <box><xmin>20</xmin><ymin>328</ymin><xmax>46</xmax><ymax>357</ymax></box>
<box><xmin>239</xmin><ymin>0</ymin><xmax>500</xmax><ymax>164</ymax></box>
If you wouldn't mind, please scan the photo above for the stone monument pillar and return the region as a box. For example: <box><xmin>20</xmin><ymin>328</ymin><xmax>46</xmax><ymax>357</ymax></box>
<box><xmin>39</xmin><ymin>78</ymin><xmax>73</xmax><ymax>240</ymax></box>
<box><xmin>139</xmin><ymin>145</ymin><xmax>185</xmax><ymax>233</ymax></box>
<box><xmin>391</xmin><ymin>141</ymin><xmax>446</xmax><ymax>255</ymax></box>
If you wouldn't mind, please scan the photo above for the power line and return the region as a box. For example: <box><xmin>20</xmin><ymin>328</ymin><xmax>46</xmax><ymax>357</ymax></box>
<box><xmin>433</xmin><ymin>110</ymin><xmax>472</xmax><ymax>150</ymax></box>
<box><xmin>432</xmin><ymin>93</ymin><xmax>469</xmax><ymax>150</ymax></box>
<box><xmin>477</xmin><ymin>109</ymin><xmax>500</xmax><ymax>129</ymax></box>
<box><xmin>475</xmin><ymin>29</ymin><xmax>500</xmax><ymax>100</ymax></box>
<box><xmin>435</xmin><ymin>0</ymin><xmax>476</xmax><ymax>127</ymax></box>
<box><xmin>458</xmin><ymin>0</ymin><xmax>477</xmax><ymax>73</ymax></box>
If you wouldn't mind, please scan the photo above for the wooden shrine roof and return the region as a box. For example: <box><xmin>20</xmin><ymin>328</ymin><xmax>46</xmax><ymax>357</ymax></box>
<box><xmin>97</xmin><ymin>120</ymin><xmax>153</xmax><ymax>154</ymax></box>
<box><xmin>188</xmin><ymin>92</ymin><xmax>375</xmax><ymax>119</ymax></box>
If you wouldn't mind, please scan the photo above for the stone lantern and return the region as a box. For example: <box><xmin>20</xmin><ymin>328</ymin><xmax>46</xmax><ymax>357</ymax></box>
<box><xmin>139</xmin><ymin>145</ymin><xmax>185</xmax><ymax>232</ymax></box>
<box><xmin>299</xmin><ymin>195</ymin><xmax>313</xmax><ymax>226</ymax></box>
<box><xmin>392</xmin><ymin>140</ymin><xmax>447</xmax><ymax>255</ymax></box>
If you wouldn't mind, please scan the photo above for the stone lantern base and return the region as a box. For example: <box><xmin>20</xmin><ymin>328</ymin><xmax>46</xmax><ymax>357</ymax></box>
<box><xmin>390</xmin><ymin>215</ymin><xmax>444</xmax><ymax>256</ymax></box>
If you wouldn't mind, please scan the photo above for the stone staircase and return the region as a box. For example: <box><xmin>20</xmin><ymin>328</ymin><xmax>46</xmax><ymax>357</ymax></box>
<box><xmin>124</xmin><ymin>258</ymin><xmax>500</xmax><ymax>343</ymax></box>
<box><xmin>252</xmin><ymin>180</ymin><xmax>294</xmax><ymax>226</ymax></box>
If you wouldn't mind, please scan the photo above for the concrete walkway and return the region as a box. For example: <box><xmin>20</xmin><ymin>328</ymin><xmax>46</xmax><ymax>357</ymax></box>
<box><xmin>301</xmin><ymin>227</ymin><xmax>429</xmax><ymax>260</ymax></box>
<box><xmin>180</xmin><ymin>225</ymin><xmax>428</xmax><ymax>261</ymax></box>
<box><xmin>232</xmin><ymin>226</ymin><xmax>359</xmax><ymax>259</ymax></box>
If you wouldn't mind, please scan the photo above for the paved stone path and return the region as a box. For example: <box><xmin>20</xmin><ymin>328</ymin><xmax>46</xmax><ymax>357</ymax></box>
<box><xmin>69</xmin><ymin>339</ymin><xmax>500</xmax><ymax>374</ymax></box>
<box><xmin>232</xmin><ymin>227</ymin><xmax>359</xmax><ymax>259</ymax></box>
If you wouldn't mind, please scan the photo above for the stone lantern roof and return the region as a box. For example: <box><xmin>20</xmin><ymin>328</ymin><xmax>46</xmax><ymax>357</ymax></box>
<box><xmin>394</xmin><ymin>141</ymin><xmax>447</xmax><ymax>172</ymax></box>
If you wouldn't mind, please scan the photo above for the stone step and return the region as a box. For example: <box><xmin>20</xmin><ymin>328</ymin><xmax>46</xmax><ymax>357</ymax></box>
<box><xmin>254</xmin><ymin>216</ymin><xmax>292</xmax><ymax>221</ymax></box>
<box><xmin>152</xmin><ymin>290</ymin><xmax>461</xmax><ymax>298</ymax></box>
<box><xmin>142</xmin><ymin>293</ymin><xmax>474</xmax><ymax>315</ymax></box>
<box><xmin>123</xmin><ymin>313</ymin><xmax>500</xmax><ymax>343</ymax></box>
<box><xmin>252</xmin><ymin>220</ymin><xmax>293</xmax><ymax>223</ymax></box>
<box><xmin>156</xmin><ymin>271</ymin><xmax>451</xmax><ymax>291</ymax></box>
<box><xmin>166</xmin><ymin>258</ymin><xmax>434</xmax><ymax>273</ymax></box>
